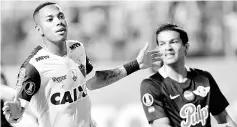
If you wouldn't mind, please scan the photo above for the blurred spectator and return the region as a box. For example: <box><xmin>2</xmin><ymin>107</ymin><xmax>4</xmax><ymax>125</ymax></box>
<box><xmin>224</xmin><ymin>1</ymin><xmax>237</xmax><ymax>57</ymax></box>
<box><xmin>1</xmin><ymin>62</ymin><xmax>12</xmax><ymax>127</ymax></box>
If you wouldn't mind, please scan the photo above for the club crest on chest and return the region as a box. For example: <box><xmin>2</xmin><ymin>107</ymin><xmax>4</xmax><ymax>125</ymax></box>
<box><xmin>69</xmin><ymin>69</ymin><xmax>78</xmax><ymax>81</ymax></box>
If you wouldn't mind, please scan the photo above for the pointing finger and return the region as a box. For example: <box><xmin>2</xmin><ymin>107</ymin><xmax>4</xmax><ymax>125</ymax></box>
<box><xmin>141</xmin><ymin>42</ymin><xmax>149</xmax><ymax>53</ymax></box>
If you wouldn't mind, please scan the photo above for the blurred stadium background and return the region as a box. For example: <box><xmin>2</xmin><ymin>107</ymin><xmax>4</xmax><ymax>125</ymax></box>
<box><xmin>1</xmin><ymin>1</ymin><xmax>237</xmax><ymax>127</ymax></box>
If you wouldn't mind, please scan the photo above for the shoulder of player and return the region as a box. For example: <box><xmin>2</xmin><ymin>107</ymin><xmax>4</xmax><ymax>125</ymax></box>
<box><xmin>19</xmin><ymin>46</ymin><xmax>42</xmax><ymax>79</ymax></box>
<box><xmin>189</xmin><ymin>67</ymin><xmax>211</xmax><ymax>77</ymax></box>
<box><xmin>20</xmin><ymin>46</ymin><xmax>43</xmax><ymax>66</ymax></box>
<box><xmin>140</xmin><ymin>72</ymin><xmax>163</xmax><ymax>90</ymax></box>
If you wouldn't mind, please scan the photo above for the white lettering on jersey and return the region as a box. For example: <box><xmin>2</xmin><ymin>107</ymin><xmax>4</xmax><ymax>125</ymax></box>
<box><xmin>193</xmin><ymin>86</ymin><xmax>210</xmax><ymax>97</ymax></box>
<box><xmin>180</xmin><ymin>103</ymin><xmax>209</xmax><ymax>127</ymax></box>
<box><xmin>50</xmin><ymin>85</ymin><xmax>87</xmax><ymax>105</ymax></box>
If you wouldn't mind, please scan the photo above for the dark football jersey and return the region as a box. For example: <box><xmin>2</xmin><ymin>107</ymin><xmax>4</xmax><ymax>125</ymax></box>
<box><xmin>140</xmin><ymin>68</ymin><xmax>229</xmax><ymax>127</ymax></box>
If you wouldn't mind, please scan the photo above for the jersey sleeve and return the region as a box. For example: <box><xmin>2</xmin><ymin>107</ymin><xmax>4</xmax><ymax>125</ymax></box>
<box><xmin>140</xmin><ymin>78</ymin><xmax>166</xmax><ymax>124</ymax></box>
<box><xmin>16</xmin><ymin>63</ymin><xmax>41</xmax><ymax>108</ymax></box>
<box><xmin>206</xmin><ymin>71</ymin><xmax>229</xmax><ymax>115</ymax></box>
<box><xmin>86</xmin><ymin>56</ymin><xmax>93</xmax><ymax>75</ymax></box>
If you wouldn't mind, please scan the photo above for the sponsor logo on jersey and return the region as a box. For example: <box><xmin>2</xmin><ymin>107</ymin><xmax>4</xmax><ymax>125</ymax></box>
<box><xmin>35</xmin><ymin>55</ymin><xmax>49</xmax><ymax>62</ymax></box>
<box><xmin>52</xmin><ymin>75</ymin><xmax>67</xmax><ymax>83</ymax></box>
<box><xmin>69</xmin><ymin>43</ymin><xmax>81</xmax><ymax>50</ymax></box>
<box><xmin>193</xmin><ymin>86</ymin><xmax>210</xmax><ymax>97</ymax></box>
<box><xmin>16</xmin><ymin>68</ymin><xmax>26</xmax><ymax>88</ymax></box>
<box><xmin>50</xmin><ymin>85</ymin><xmax>87</xmax><ymax>105</ymax></box>
<box><xmin>24</xmin><ymin>82</ymin><xmax>35</xmax><ymax>95</ymax></box>
<box><xmin>170</xmin><ymin>94</ymin><xmax>180</xmax><ymax>100</ymax></box>
<box><xmin>78</xmin><ymin>64</ymin><xmax>86</xmax><ymax>77</ymax></box>
<box><xmin>70</xmin><ymin>69</ymin><xmax>77</xmax><ymax>81</ymax></box>
<box><xmin>180</xmin><ymin>103</ymin><xmax>209</xmax><ymax>127</ymax></box>
<box><xmin>183</xmin><ymin>90</ymin><xmax>195</xmax><ymax>101</ymax></box>
<box><xmin>142</xmin><ymin>93</ymin><xmax>154</xmax><ymax>106</ymax></box>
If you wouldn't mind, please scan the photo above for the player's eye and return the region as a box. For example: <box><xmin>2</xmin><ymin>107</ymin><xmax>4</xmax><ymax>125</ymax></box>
<box><xmin>159</xmin><ymin>42</ymin><xmax>165</xmax><ymax>46</ymax></box>
<box><xmin>46</xmin><ymin>18</ymin><xmax>53</xmax><ymax>22</ymax></box>
<box><xmin>58</xmin><ymin>13</ymin><xmax>65</xmax><ymax>19</ymax></box>
<box><xmin>171</xmin><ymin>40</ymin><xmax>178</xmax><ymax>43</ymax></box>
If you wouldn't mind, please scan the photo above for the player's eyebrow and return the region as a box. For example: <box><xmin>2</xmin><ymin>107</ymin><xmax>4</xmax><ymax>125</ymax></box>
<box><xmin>45</xmin><ymin>12</ymin><xmax>63</xmax><ymax>18</ymax></box>
<box><xmin>158</xmin><ymin>38</ymin><xmax>180</xmax><ymax>44</ymax></box>
<box><xmin>172</xmin><ymin>38</ymin><xmax>180</xmax><ymax>40</ymax></box>
<box><xmin>170</xmin><ymin>38</ymin><xmax>180</xmax><ymax>41</ymax></box>
<box><xmin>45</xmin><ymin>15</ymin><xmax>53</xmax><ymax>18</ymax></box>
<box><xmin>158</xmin><ymin>41</ymin><xmax>165</xmax><ymax>44</ymax></box>
<box><xmin>58</xmin><ymin>12</ymin><xmax>64</xmax><ymax>16</ymax></box>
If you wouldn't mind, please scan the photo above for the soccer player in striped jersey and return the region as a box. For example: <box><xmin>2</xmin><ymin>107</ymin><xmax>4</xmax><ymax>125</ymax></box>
<box><xmin>2</xmin><ymin>2</ymin><xmax>161</xmax><ymax>127</ymax></box>
<box><xmin>140</xmin><ymin>23</ymin><xmax>237</xmax><ymax>127</ymax></box>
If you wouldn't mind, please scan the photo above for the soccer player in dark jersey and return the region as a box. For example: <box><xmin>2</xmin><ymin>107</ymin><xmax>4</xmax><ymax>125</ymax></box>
<box><xmin>140</xmin><ymin>23</ymin><xmax>237</xmax><ymax>127</ymax></box>
<box><xmin>2</xmin><ymin>2</ymin><xmax>161</xmax><ymax>127</ymax></box>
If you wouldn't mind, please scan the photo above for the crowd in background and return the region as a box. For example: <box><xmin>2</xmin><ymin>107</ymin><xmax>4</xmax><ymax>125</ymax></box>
<box><xmin>1</xmin><ymin>1</ymin><xmax>237</xmax><ymax>65</ymax></box>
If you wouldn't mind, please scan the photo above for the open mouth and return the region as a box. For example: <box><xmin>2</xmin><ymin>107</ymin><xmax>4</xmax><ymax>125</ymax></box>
<box><xmin>56</xmin><ymin>28</ymin><xmax>66</xmax><ymax>33</ymax></box>
<box><xmin>165</xmin><ymin>53</ymin><xmax>175</xmax><ymax>58</ymax></box>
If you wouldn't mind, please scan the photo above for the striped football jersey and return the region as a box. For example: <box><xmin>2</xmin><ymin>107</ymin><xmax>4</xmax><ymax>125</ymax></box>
<box><xmin>15</xmin><ymin>40</ymin><xmax>95</xmax><ymax>127</ymax></box>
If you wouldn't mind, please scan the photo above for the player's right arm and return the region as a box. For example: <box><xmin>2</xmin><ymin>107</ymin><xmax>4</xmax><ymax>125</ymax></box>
<box><xmin>205</xmin><ymin>71</ymin><xmax>236</xmax><ymax>126</ymax></box>
<box><xmin>86</xmin><ymin>43</ymin><xmax>162</xmax><ymax>90</ymax></box>
<box><xmin>2</xmin><ymin>63</ymin><xmax>41</xmax><ymax>123</ymax></box>
<box><xmin>140</xmin><ymin>78</ymin><xmax>171</xmax><ymax>127</ymax></box>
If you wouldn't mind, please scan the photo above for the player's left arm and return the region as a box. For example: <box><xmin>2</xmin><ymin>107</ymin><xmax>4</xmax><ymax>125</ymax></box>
<box><xmin>205</xmin><ymin>71</ymin><xmax>237</xmax><ymax>127</ymax></box>
<box><xmin>214</xmin><ymin>109</ymin><xmax>237</xmax><ymax>127</ymax></box>
<box><xmin>86</xmin><ymin>43</ymin><xmax>162</xmax><ymax>90</ymax></box>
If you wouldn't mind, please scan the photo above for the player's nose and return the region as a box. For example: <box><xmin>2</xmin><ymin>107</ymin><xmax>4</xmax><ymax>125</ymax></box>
<box><xmin>164</xmin><ymin>44</ymin><xmax>172</xmax><ymax>51</ymax></box>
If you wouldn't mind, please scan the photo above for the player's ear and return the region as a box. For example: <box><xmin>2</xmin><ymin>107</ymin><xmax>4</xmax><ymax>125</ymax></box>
<box><xmin>35</xmin><ymin>25</ymin><xmax>44</xmax><ymax>37</ymax></box>
<box><xmin>184</xmin><ymin>42</ymin><xmax>189</xmax><ymax>55</ymax></box>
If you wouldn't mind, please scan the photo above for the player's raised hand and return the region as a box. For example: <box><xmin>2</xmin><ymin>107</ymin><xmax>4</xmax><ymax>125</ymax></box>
<box><xmin>136</xmin><ymin>42</ymin><xmax>162</xmax><ymax>69</ymax></box>
<box><xmin>2</xmin><ymin>92</ymin><xmax>23</xmax><ymax>123</ymax></box>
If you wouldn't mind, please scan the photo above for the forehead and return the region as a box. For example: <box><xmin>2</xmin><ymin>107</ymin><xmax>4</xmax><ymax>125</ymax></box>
<box><xmin>157</xmin><ymin>30</ymin><xmax>180</xmax><ymax>41</ymax></box>
<box><xmin>38</xmin><ymin>4</ymin><xmax>62</xmax><ymax>17</ymax></box>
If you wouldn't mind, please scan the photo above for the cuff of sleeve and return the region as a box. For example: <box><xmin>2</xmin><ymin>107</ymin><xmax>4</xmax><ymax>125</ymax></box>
<box><xmin>211</xmin><ymin>100</ymin><xmax>229</xmax><ymax>115</ymax></box>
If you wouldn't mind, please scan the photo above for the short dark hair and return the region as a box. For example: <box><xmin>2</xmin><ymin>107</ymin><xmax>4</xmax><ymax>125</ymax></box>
<box><xmin>33</xmin><ymin>2</ymin><xmax>56</xmax><ymax>21</ymax></box>
<box><xmin>155</xmin><ymin>23</ymin><xmax>188</xmax><ymax>45</ymax></box>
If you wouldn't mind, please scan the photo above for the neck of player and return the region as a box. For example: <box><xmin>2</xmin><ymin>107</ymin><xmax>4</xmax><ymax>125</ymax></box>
<box><xmin>162</xmin><ymin>58</ymin><xmax>187</xmax><ymax>83</ymax></box>
<box><xmin>43</xmin><ymin>39</ymin><xmax>67</xmax><ymax>57</ymax></box>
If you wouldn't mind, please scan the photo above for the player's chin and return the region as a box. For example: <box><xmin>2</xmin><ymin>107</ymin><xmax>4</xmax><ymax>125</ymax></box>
<box><xmin>163</xmin><ymin>59</ymin><xmax>177</xmax><ymax>65</ymax></box>
<box><xmin>53</xmin><ymin>36</ymin><xmax>67</xmax><ymax>42</ymax></box>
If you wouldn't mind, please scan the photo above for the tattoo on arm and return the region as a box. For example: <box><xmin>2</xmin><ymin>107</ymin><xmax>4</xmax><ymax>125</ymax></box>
<box><xmin>95</xmin><ymin>67</ymin><xmax>127</xmax><ymax>85</ymax></box>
